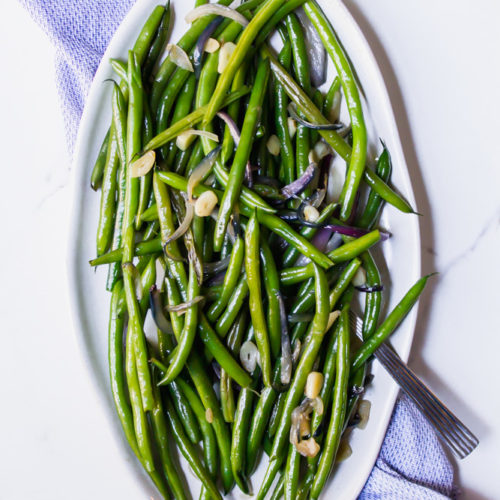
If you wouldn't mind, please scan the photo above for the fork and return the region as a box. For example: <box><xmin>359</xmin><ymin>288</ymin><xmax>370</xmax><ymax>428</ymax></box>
<box><xmin>349</xmin><ymin>312</ymin><xmax>478</xmax><ymax>459</ymax></box>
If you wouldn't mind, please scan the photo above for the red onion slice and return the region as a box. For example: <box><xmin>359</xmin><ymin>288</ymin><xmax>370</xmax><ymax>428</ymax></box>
<box><xmin>281</xmin><ymin>163</ymin><xmax>318</xmax><ymax>199</ymax></box>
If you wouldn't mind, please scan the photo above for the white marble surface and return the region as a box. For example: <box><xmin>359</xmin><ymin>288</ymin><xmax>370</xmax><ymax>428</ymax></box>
<box><xmin>0</xmin><ymin>0</ymin><xmax>498</xmax><ymax>499</ymax></box>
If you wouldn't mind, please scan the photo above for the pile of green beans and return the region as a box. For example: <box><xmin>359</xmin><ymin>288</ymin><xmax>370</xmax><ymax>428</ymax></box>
<box><xmin>90</xmin><ymin>1</ymin><xmax>427</xmax><ymax>498</ymax></box>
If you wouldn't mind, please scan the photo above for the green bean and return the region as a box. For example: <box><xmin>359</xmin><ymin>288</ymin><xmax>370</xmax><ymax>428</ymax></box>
<box><xmin>90</xmin><ymin>129</ymin><xmax>109</xmax><ymax>190</ymax></box>
<box><xmin>203</xmin><ymin>0</ymin><xmax>285</xmax><ymax>125</ymax></box>
<box><xmin>158</xmin><ymin>261</ymin><xmax>199</xmax><ymax>385</ymax></box>
<box><xmin>176</xmin><ymin>379</ymin><xmax>219</xmax><ymax>486</ymax></box>
<box><xmin>152</xmin><ymin>172</ymin><xmax>189</xmax><ymax>297</ymax></box>
<box><xmin>198</xmin><ymin>313</ymin><xmax>253</xmax><ymax>388</ymax></box>
<box><xmin>207</xmin><ymin>235</ymin><xmax>244</xmax><ymax>321</ymax></box>
<box><xmin>122</xmin><ymin>259</ymin><xmax>154</xmax><ymax>412</ymax></box>
<box><xmin>215</xmin><ymin>275</ymin><xmax>249</xmax><ymax>338</ymax></box>
<box><xmin>124</xmin><ymin>321</ymin><xmax>155</xmax><ymax>473</ymax></box>
<box><xmin>264</xmin><ymin>47</ymin><xmax>416</xmax><ymax>214</ymax></box>
<box><xmin>246</xmin><ymin>386</ymin><xmax>277</xmax><ymax>474</ymax></box>
<box><xmin>253</xmin><ymin>0</ymin><xmax>308</xmax><ymax>47</ymax></box>
<box><xmin>310</xmin><ymin>304</ymin><xmax>350</xmax><ymax>499</ymax></box>
<box><xmin>311</xmin><ymin>319</ymin><xmax>340</xmax><ymax>436</ymax></box>
<box><xmin>214</xmin><ymin>58</ymin><xmax>270</xmax><ymax>250</ymax></box>
<box><xmin>136</xmin><ymin>97</ymin><xmax>154</xmax><ymax>230</ymax></box>
<box><xmin>96</xmin><ymin>125</ymin><xmax>119</xmax><ymax>255</ymax></box>
<box><xmin>310</xmin><ymin>89</ymin><xmax>324</xmax><ymax>147</ymax></box>
<box><xmin>256</xmin><ymin>211</ymin><xmax>333</xmax><ymax>269</ymax></box>
<box><xmin>121</xmin><ymin>51</ymin><xmax>143</xmax><ymax>262</ymax></box>
<box><xmin>146</xmin><ymin>87</ymin><xmax>250</xmax><ymax>152</ymax></box>
<box><xmin>212</xmin><ymin>163</ymin><xmax>277</xmax><ymax>214</ymax></box>
<box><xmin>142</xmin><ymin>3</ymin><xmax>171</xmax><ymax>81</ymax></box>
<box><xmin>163</xmin><ymin>392</ymin><xmax>223</xmax><ymax>500</ymax></box>
<box><xmin>281</xmin><ymin>202</ymin><xmax>337</xmax><ymax>268</ymax></box>
<box><xmin>168</xmin><ymin>380</ymin><xmax>202</xmax><ymax>445</ymax></box>
<box><xmin>260</xmin><ymin>238</ymin><xmax>282</xmax><ymax>358</ymax></box>
<box><xmin>279</xmin><ymin>231</ymin><xmax>380</xmax><ymax>285</ymax></box>
<box><xmin>108</xmin><ymin>281</ymin><xmax>140</xmax><ymax>458</ymax></box>
<box><xmin>284</xmin><ymin>444</ymin><xmax>301</xmax><ymax>500</ymax></box>
<box><xmin>150</xmin><ymin>0</ymin><xmax>233</xmax><ymax>109</ymax></box>
<box><xmin>360</xmin><ymin>251</ymin><xmax>382</xmax><ymax>339</ymax></box>
<box><xmin>351</xmin><ymin>274</ymin><xmax>433</xmax><ymax>373</ymax></box>
<box><xmin>363</xmin><ymin>166</ymin><xmax>415</xmax><ymax>214</ymax></box>
<box><xmin>166</xmin><ymin>73</ymin><xmax>197</xmax><ymax>163</ymax></box>
<box><xmin>357</xmin><ymin>143</ymin><xmax>392</xmax><ymax>229</ymax></box>
<box><xmin>303</xmin><ymin>1</ymin><xmax>367</xmax><ymax>221</ymax></box>
<box><xmin>187</xmin><ymin>354</ymin><xmax>234</xmax><ymax>493</ymax></box>
<box><xmin>323</xmin><ymin>76</ymin><xmax>341</xmax><ymax>121</ymax></box>
<box><xmin>245</xmin><ymin>212</ymin><xmax>272</xmax><ymax>387</ymax></box>
<box><xmin>221</xmin><ymin>310</ymin><xmax>248</xmax><ymax>422</ymax></box>
<box><xmin>110</xmin><ymin>58</ymin><xmax>128</xmax><ymax>81</ymax></box>
<box><xmin>274</xmin><ymin>39</ymin><xmax>294</xmax><ymax>184</ymax></box>
<box><xmin>164</xmin><ymin>275</ymin><xmax>185</xmax><ymax>338</ymax></box>
<box><xmin>231</xmin><ymin>380</ymin><xmax>257</xmax><ymax>493</ymax></box>
<box><xmin>90</xmin><ymin>238</ymin><xmax>162</xmax><ymax>266</ymax></box>
<box><xmin>150</xmin><ymin>374</ymin><xmax>188</xmax><ymax>500</ymax></box>
<box><xmin>221</xmin><ymin>63</ymin><xmax>247</xmax><ymax>165</ymax></box>
<box><xmin>268</xmin><ymin>390</ymin><xmax>286</xmax><ymax>437</ymax></box>
<box><xmin>270</xmin><ymin>473</ymin><xmax>285</xmax><ymax>500</ymax></box>
<box><xmin>286</xmin><ymin>13</ymin><xmax>311</xmax><ymax>185</ymax></box>
<box><xmin>257</xmin><ymin>264</ymin><xmax>329</xmax><ymax>500</ymax></box>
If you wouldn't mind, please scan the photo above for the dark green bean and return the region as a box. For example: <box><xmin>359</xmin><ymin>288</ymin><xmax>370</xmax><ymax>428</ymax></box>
<box><xmin>214</xmin><ymin>58</ymin><xmax>270</xmax><ymax>250</ymax></box>
<box><xmin>260</xmin><ymin>238</ymin><xmax>282</xmax><ymax>358</ymax></box>
<box><xmin>96</xmin><ymin>126</ymin><xmax>119</xmax><ymax>255</ymax></box>
<box><xmin>284</xmin><ymin>444</ymin><xmax>301</xmax><ymax>500</ymax></box>
<box><xmin>203</xmin><ymin>0</ymin><xmax>286</xmax><ymax>124</ymax></box>
<box><xmin>357</xmin><ymin>143</ymin><xmax>392</xmax><ymax>229</ymax></box>
<box><xmin>176</xmin><ymin>379</ymin><xmax>219</xmax><ymax>487</ymax></box>
<box><xmin>351</xmin><ymin>274</ymin><xmax>433</xmax><ymax>373</ymax></box>
<box><xmin>159</xmin><ymin>261</ymin><xmax>199</xmax><ymax>385</ymax></box>
<box><xmin>245</xmin><ymin>211</ymin><xmax>272</xmax><ymax>387</ymax></box>
<box><xmin>163</xmin><ymin>392</ymin><xmax>223</xmax><ymax>500</ymax></box>
<box><xmin>286</xmin><ymin>13</ymin><xmax>311</xmax><ymax>186</ymax></box>
<box><xmin>215</xmin><ymin>275</ymin><xmax>249</xmax><ymax>338</ymax></box>
<box><xmin>257</xmin><ymin>264</ymin><xmax>329</xmax><ymax>499</ymax></box>
<box><xmin>90</xmin><ymin>129</ymin><xmax>109</xmax><ymax>191</ymax></box>
<box><xmin>274</xmin><ymin>39</ymin><xmax>294</xmax><ymax>184</ymax></box>
<box><xmin>303</xmin><ymin>1</ymin><xmax>367</xmax><ymax>222</ymax></box>
<box><xmin>310</xmin><ymin>304</ymin><xmax>350</xmax><ymax>499</ymax></box>
<box><xmin>207</xmin><ymin>235</ymin><xmax>244</xmax><ymax>321</ymax></box>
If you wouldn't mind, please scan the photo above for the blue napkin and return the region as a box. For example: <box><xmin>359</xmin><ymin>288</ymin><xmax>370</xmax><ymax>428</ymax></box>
<box><xmin>19</xmin><ymin>1</ymin><xmax>457</xmax><ymax>497</ymax></box>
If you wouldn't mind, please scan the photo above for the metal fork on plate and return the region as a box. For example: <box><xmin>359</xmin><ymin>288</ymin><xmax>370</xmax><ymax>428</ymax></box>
<box><xmin>349</xmin><ymin>312</ymin><xmax>478</xmax><ymax>459</ymax></box>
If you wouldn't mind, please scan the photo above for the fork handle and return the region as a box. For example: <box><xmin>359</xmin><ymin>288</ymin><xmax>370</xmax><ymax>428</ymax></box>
<box><xmin>374</xmin><ymin>343</ymin><xmax>479</xmax><ymax>459</ymax></box>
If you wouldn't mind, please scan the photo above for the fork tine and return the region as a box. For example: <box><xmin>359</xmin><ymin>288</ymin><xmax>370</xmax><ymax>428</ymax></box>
<box><xmin>376</xmin><ymin>347</ymin><xmax>475</xmax><ymax>458</ymax></box>
<box><xmin>348</xmin><ymin>311</ymin><xmax>478</xmax><ymax>458</ymax></box>
<box><xmin>378</xmin><ymin>344</ymin><xmax>479</xmax><ymax>449</ymax></box>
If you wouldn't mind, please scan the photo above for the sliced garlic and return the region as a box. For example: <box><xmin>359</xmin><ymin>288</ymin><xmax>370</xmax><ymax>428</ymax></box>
<box><xmin>288</xmin><ymin>117</ymin><xmax>297</xmax><ymax>139</ymax></box>
<box><xmin>194</xmin><ymin>190</ymin><xmax>218</xmax><ymax>217</ymax></box>
<box><xmin>352</xmin><ymin>267</ymin><xmax>367</xmax><ymax>287</ymax></box>
<box><xmin>314</xmin><ymin>140</ymin><xmax>331</xmax><ymax>161</ymax></box>
<box><xmin>130</xmin><ymin>150</ymin><xmax>156</xmax><ymax>178</ymax></box>
<box><xmin>326</xmin><ymin>310</ymin><xmax>341</xmax><ymax>331</ymax></box>
<box><xmin>267</xmin><ymin>135</ymin><xmax>281</xmax><ymax>156</ymax></box>
<box><xmin>204</xmin><ymin>38</ymin><xmax>220</xmax><ymax>53</ymax></box>
<box><xmin>218</xmin><ymin>42</ymin><xmax>236</xmax><ymax>73</ymax></box>
<box><xmin>296</xmin><ymin>437</ymin><xmax>320</xmax><ymax>458</ymax></box>
<box><xmin>305</xmin><ymin>372</ymin><xmax>324</xmax><ymax>400</ymax></box>
<box><xmin>303</xmin><ymin>205</ymin><xmax>320</xmax><ymax>223</ymax></box>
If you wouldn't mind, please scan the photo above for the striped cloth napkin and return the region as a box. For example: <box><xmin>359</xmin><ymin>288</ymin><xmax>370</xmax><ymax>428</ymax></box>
<box><xmin>19</xmin><ymin>0</ymin><xmax>458</xmax><ymax>498</ymax></box>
